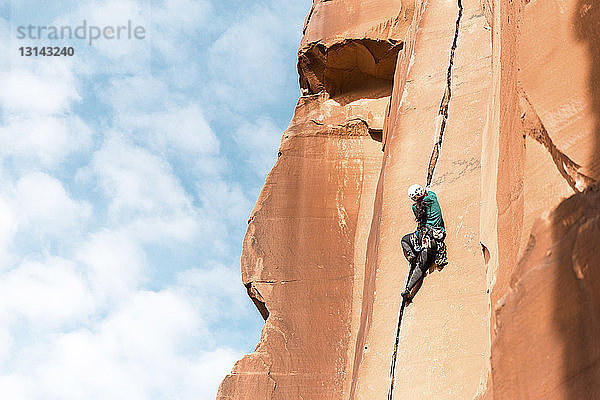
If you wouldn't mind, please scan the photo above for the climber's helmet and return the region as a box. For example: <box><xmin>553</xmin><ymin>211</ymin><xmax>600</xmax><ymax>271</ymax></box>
<box><xmin>408</xmin><ymin>184</ymin><xmax>425</xmax><ymax>202</ymax></box>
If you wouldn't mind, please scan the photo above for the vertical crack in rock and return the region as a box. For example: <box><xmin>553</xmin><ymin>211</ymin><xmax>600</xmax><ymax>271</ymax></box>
<box><xmin>426</xmin><ymin>0</ymin><xmax>463</xmax><ymax>187</ymax></box>
<box><xmin>388</xmin><ymin>2</ymin><xmax>463</xmax><ymax>399</ymax></box>
<box><xmin>387</xmin><ymin>297</ymin><xmax>409</xmax><ymax>400</ymax></box>
<box><xmin>387</xmin><ymin>260</ymin><xmax>417</xmax><ymax>400</ymax></box>
<box><xmin>518</xmin><ymin>87</ymin><xmax>596</xmax><ymax>192</ymax></box>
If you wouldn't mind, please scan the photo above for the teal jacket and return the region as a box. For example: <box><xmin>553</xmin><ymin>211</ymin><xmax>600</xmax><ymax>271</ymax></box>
<box><xmin>412</xmin><ymin>190</ymin><xmax>445</xmax><ymax>230</ymax></box>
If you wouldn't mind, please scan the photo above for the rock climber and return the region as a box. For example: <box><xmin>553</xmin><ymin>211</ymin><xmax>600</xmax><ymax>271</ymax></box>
<box><xmin>400</xmin><ymin>184</ymin><xmax>448</xmax><ymax>301</ymax></box>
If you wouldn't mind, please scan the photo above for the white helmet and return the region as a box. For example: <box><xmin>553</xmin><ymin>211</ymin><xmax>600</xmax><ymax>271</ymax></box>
<box><xmin>408</xmin><ymin>184</ymin><xmax>425</xmax><ymax>201</ymax></box>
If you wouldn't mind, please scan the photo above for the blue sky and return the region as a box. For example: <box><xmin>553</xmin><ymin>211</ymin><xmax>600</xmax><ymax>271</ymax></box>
<box><xmin>0</xmin><ymin>0</ymin><xmax>309</xmax><ymax>398</ymax></box>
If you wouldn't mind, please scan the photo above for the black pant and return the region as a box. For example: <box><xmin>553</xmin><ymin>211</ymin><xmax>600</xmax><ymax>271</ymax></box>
<box><xmin>401</xmin><ymin>233</ymin><xmax>437</xmax><ymax>292</ymax></box>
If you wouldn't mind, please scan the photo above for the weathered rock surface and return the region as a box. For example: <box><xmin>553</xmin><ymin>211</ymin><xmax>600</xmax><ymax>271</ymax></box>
<box><xmin>218</xmin><ymin>0</ymin><xmax>600</xmax><ymax>399</ymax></box>
<box><xmin>298</xmin><ymin>0</ymin><xmax>412</xmax><ymax>96</ymax></box>
<box><xmin>484</xmin><ymin>0</ymin><xmax>600</xmax><ymax>398</ymax></box>
<box><xmin>490</xmin><ymin>183</ymin><xmax>600</xmax><ymax>399</ymax></box>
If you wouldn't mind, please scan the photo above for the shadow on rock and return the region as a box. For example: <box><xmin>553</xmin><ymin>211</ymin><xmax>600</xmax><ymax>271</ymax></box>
<box><xmin>552</xmin><ymin>185</ymin><xmax>600</xmax><ymax>398</ymax></box>
<box><xmin>562</xmin><ymin>2</ymin><xmax>600</xmax><ymax>398</ymax></box>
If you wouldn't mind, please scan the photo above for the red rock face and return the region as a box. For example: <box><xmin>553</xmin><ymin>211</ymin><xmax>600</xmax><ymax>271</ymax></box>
<box><xmin>218</xmin><ymin>0</ymin><xmax>600</xmax><ymax>398</ymax></box>
<box><xmin>485</xmin><ymin>0</ymin><xmax>600</xmax><ymax>398</ymax></box>
<box><xmin>218</xmin><ymin>94</ymin><xmax>386</xmax><ymax>399</ymax></box>
<box><xmin>490</xmin><ymin>184</ymin><xmax>600</xmax><ymax>399</ymax></box>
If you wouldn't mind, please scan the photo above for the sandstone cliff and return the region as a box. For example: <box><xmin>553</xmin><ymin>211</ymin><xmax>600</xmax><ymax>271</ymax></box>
<box><xmin>218</xmin><ymin>0</ymin><xmax>600</xmax><ymax>399</ymax></box>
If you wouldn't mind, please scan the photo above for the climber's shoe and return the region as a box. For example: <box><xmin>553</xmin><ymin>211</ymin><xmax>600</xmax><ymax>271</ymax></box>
<box><xmin>401</xmin><ymin>289</ymin><xmax>412</xmax><ymax>301</ymax></box>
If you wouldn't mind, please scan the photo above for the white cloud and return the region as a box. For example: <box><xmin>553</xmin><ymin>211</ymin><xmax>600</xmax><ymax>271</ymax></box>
<box><xmin>187</xmin><ymin>347</ymin><xmax>243</xmax><ymax>399</ymax></box>
<box><xmin>1</xmin><ymin>287</ymin><xmax>242</xmax><ymax>399</ymax></box>
<box><xmin>126</xmin><ymin>214</ymin><xmax>199</xmax><ymax>244</ymax></box>
<box><xmin>207</xmin><ymin>1</ymin><xmax>305</xmax><ymax>109</ymax></box>
<box><xmin>0</xmin><ymin>0</ymin><xmax>302</xmax><ymax>398</ymax></box>
<box><xmin>0</xmin><ymin>172</ymin><xmax>90</xmax><ymax>262</ymax></box>
<box><xmin>15</xmin><ymin>172</ymin><xmax>91</xmax><ymax>234</ymax></box>
<box><xmin>118</xmin><ymin>103</ymin><xmax>220</xmax><ymax>156</ymax></box>
<box><xmin>176</xmin><ymin>264</ymin><xmax>248</xmax><ymax>323</ymax></box>
<box><xmin>0</xmin><ymin>115</ymin><xmax>93</xmax><ymax>169</ymax></box>
<box><xmin>199</xmin><ymin>180</ymin><xmax>250</xmax><ymax>223</ymax></box>
<box><xmin>0</xmin><ymin>69</ymin><xmax>79</xmax><ymax>116</ymax></box>
<box><xmin>100</xmin><ymin>289</ymin><xmax>206</xmax><ymax>361</ymax></box>
<box><xmin>0</xmin><ymin>374</ymin><xmax>33</xmax><ymax>400</ymax></box>
<box><xmin>152</xmin><ymin>0</ymin><xmax>211</xmax><ymax>30</ymax></box>
<box><xmin>103</xmin><ymin>75</ymin><xmax>220</xmax><ymax>160</ymax></box>
<box><xmin>88</xmin><ymin>134</ymin><xmax>194</xmax><ymax>219</ymax></box>
<box><xmin>0</xmin><ymin>229</ymin><xmax>249</xmax><ymax>399</ymax></box>
<box><xmin>150</xmin><ymin>0</ymin><xmax>213</xmax><ymax>63</ymax></box>
<box><xmin>103</xmin><ymin>74</ymin><xmax>172</xmax><ymax>113</ymax></box>
<box><xmin>44</xmin><ymin>0</ymin><xmax>212</xmax><ymax>76</ymax></box>
<box><xmin>0</xmin><ymin>63</ymin><xmax>92</xmax><ymax>170</ymax></box>
<box><xmin>0</xmin><ymin>257</ymin><xmax>93</xmax><ymax>328</ymax></box>
<box><xmin>46</xmin><ymin>0</ymin><xmax>152</xmax><ymax>74</ymax></box>
<box><xmin>234</xmin><ymin>117</ymin><xmax>282</xmax><ymax>178</ymax></box>
<box><xmin>0</xmin><ymin>18</ymin><xmax>10</xmax><ymax>71</ymax></box>
<box><xmin>35</xmin><ymin>328</ymin><xmax>144</xmax><ymax>400</ymax></box>
<box><xmin>75</xmin><ymin>230</ymin><xmax>147</xmax><ymax>307</ymax></box>
<box><xmin>0</xmin><ymin>197</ymin><xmax>19</xmax><ymax>265</ymax></box>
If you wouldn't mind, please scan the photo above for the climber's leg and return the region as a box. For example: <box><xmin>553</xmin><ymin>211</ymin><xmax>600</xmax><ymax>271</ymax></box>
<box><xmin>401</xmin><ymin>233</ymin><xmax>416</xmax><ymax>264</ymax></box>
<box><xmin>405</xmin><ymin>263</ymin><xmax>425</xmax><ymax>293</ymax></box>
<box><xmin>402</xmin><ymin>244</ymin><xmax>438</xmax><ymax>300</ymax></box>
<box><xmin>418</xmin><ymin>245</ymin><xmax>437</xmax><ymax>272</ymax></box>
